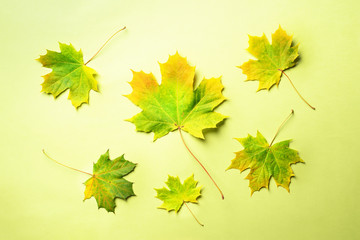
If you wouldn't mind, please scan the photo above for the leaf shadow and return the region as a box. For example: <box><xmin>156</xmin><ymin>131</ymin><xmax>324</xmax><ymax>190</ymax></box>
<box><xmin>292</xmin><ymin>38</ymin><xmax>301</xmax><ymax>66</ymax></box>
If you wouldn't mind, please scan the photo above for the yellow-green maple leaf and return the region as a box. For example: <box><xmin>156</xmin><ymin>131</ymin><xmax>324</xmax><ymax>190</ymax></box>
<box><xmin>125</xmin><ymin>52</ymin><xmax>227</xmax><ymax>140</ymax></box>
<box><xmin>155</xmin><ymin>175</ymin><xmax>202</xmax><ymax>212</ymax></box>
<box><xmin>37</xmin><ymin>43</ymin><xmax>98</xmax><ymax>108</ymax></box>
<box><xmin>239</xmin><ymin>26</ymin><xmax>299</xmax><ymax>91</ymax></box>
<box><xmin>227</xmin><ymin>131</ymin><xmax>304</xmax><ymax>195</ymax></box>
<box><xmin>84</xmin><ymin>150</ymin><xmax>136</xmax><ymax>213</ymax></box>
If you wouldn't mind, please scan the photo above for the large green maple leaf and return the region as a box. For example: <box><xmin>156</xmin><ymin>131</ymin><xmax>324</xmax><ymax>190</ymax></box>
<box><xmin>84</xmin><ymin>150</ymin><xmax>136</xmax><ymax>212</ymax></box>
<box><xmin>155</xmin><ymin>175</ymin><xmax>201</xmax><ymax>212</ymax></box>
<box><xmin>239</xmin><ymin>26</ymin><xmax>299</xmax><ymax>91</ymax></box>
<box><xmin>125</xmin><ymin>52</ymin><xmax>227</xmax><ymax>140</ymax></box>
<box><xmin>227</xmin><ymin>131</ymin><xmax>304</xmax><ymax>194</ymax></box>
<box><xmin>37</xmin><ymin>43</ymin><xmax>98</xmax><ymax>108</ymax></box>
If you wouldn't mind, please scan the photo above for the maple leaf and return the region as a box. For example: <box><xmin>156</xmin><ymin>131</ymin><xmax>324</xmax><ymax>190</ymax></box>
<box><xmin>239</xmin><ymin>26</ymin><xmax>315</xmax><ymax>110</ymax></box>
<box><xmin>155</xmin><ymin>175</ymin><xmax>203</xmax><ymax>226</ymax></box>
<box><xmin>155</xmin><ymin>175</ymin><xmax>201</xmax><ymax>212</ymax></box>
<box><xmin>43</xmin><ymin>149</ymin><xmax>136</xmax><ymax>213</ymax></box>
<box><xmin>227</xmin><ymin>110</ymin><xmax>304</xmax><ymax>194</ymax></box>
<box><xmin>125</xmin><ymin>52</ymin><xmax>227</xmax><ymax>141</ymax></box>
<box><xmin>37</xmin><ymin>26</ymin><xmax>126</xmax><ymax>108</ymax></box>
<box><xmin>37</xmin><ymin>42</ymin><xmax>98</xmax><ymax>108</ymax></box>
<box><xmin>227</xmin><ymin>131</ymin><xmax>304</xmax><ymax>195</ymax></box>
<box><xmin>239</xmin><ymin>26</ymin><xmax>299</xmax><ymax>91</ymax></box>
<box><xmin>83</xmin><ymin>150</ymin><xmax>136</xmax><ymax>212</ymax></box>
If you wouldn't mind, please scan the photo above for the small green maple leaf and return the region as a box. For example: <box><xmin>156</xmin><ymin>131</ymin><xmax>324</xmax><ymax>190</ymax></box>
<box><xmin>125</xmin><ymin>52</ymin><xmax>227</xmax><ymax>141</ymax></box>
<box><xmin>239</xmin><ymin>26</ymin><xmax>299</xmax><ymax>91</ymax></box>
<box><xmin>84</xmin><ymin>150</ymin><xmax>136</xmax><ymax>212</ymax></box>
<box><xmin>37</xmin><ymin>43</ymin><xmax>98</xmax><ymax>108</ymax></box>
<box><xmin>227</xmin><ymin>131</ymin><xmax>304</xmax><ymax>195</ymax></box>
<box><xmin>155</xmin><ymin>175</ymin><xmax>201</xmax><ymax>212</ymax></box>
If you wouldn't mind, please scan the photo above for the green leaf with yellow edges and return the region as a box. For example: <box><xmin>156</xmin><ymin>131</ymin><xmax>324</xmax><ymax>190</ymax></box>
<box><xmin>37</xmin><ymin>43</ymin><xmax>98</xmax><ymax>108</ymax></box>
<box><xmin>125</xmin><ymin>52</ymin><xmax>227</xmax><ymax>141</ymax></box>
<box><xmin>239</xmin><ymin>26</ymin><xmax>299</xmax><ymax>91</ymax></box>
<box><xmin>227</xmin><ymin>131</ymin><xmax>304</xmax><ymax>195</ymax></box>
<box><xmin>84</xmin><ymin>150</ymin><xmax>136</xmax><ymax>213</ymax></box>
<box><xmin>155</xmin><ymin>175</ymin><xmax>202</xmax><ymax>212</ymax></box>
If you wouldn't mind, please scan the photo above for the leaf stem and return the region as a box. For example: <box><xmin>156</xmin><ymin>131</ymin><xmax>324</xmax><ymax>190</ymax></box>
<box><xmin>184</xmin><ymin>201</ymin><xmax>204</xmax><ymax>226</ymax></box>
<box><xmin>42</xmin><ymin>149</ymin><xmax>92</xmax><ymax>176</ymax></box>
<box><xmin>178</xmin><ymin>127</ymin><xmax>224</xmax><ymax>200</ymax></box>
<box><xmin>84</xmin><ymin>26</ymin><xmax>126</xmax><ymax>65</ymax></box>
<box><xmin>278</xmin><ymin>69</ymin><xmax>315</xmax><ymax>110</ymax></box>
<box><xmin>269</xmin><ymin>109</ymin><xmax>294</xmax><ymax>147</ymax></box>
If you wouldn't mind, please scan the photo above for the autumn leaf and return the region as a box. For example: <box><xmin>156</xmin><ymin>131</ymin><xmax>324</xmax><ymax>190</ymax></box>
<box><xmin>239</xmin><ymin>26</ymin><xmax>315</xmax><ymax>110</ymax></box>
<box><xmin>84</xmin><ymin>150</ymin><xmax>136</xmax><ymax>212</ymax></box>
<box><xmin>227</xmin><ymin>110</ymin><xmax>304</xmax><ymax>194</ymax></box>
<box><xmin>37</xmin><ymin>27</ymin><xmax>126</xmax><ymax>108</ymax></box>
<box><xmin>43</xmin><ymin>149</ymin><xmax>136</xmax><ymax>213</ymax></box>
<box><xmin>239</xmin><ymin>26</ymin><xmax>298</xmax><ymax>91</ymax></box>
<box><xmin>155</xmin><ymin>175</ymin><xmax>201</xmax><ymax>212</ymax></box>
<box><xmin>155</xmin><ymin>175</ymin><xmax>203</xmax><ymax>226</ymax></box>
<box><xmin>37</xmin><ymin>43</ymin><xmax>97</xmax><ymax>108</ymax></box>
<box><xmin>125</xmin><ymin>52</ymin><xmax>227</xmax><ymax>141</ymax></box>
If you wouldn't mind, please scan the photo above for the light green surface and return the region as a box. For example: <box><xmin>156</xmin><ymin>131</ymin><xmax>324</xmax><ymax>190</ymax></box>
<box><xmin>1</xmin><ymin>0</ymin><xmax>359</xmax><ymax>239</ymax></box>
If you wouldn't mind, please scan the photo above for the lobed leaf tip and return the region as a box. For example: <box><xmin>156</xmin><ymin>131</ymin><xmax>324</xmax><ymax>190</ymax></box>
<box><xmin>256</xmin><ymin>86</ymin><xmax>266</xmax><ymax>92</ymax></box>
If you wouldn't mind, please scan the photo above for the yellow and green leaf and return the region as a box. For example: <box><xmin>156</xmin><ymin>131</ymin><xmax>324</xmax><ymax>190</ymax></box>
<box><xmin>125</xmin><ymin>52</ymin><xmax>227</xmax><ymax>141</ymax></box>
<box><xmin>84</xmin><ymin>150</ymin><xmax>136</xmax><ymax>213</ymax></box>
<box><xmin>227</xmin><ymin>131</ymin><xmax>304</xmax><ymax>194</ymax></box>
<box><xmin>37</xmin><ymin>43</ymin><xmax>98</xmax><ymax>108</ymax></box>
<box><xmin>155</xmin><ymin>175</ymin><xmax>202</xmax><ymax>212</ymax></box>
<box><xmin>239</xmin><ymin>26</ymin><xmax>299</xmax><ymax>91</ymax></box>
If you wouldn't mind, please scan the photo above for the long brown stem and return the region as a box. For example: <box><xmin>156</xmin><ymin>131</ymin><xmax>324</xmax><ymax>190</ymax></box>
<box><xmin>84</xmin><ymin>26</ymin><xmax>126</xmax><ymax>65</ymax></box>
<box><xmin>278</xmin><ymin>69</ymin><xmax>315</xmax><ymax>110</ymax></box>
<box><xmin>269</xmin><ymin>109</ymin><xmax>294</xmax><ymax>147</ymax></box>
<box><xmin>184</xmin><ymin>201</ymin><xmax>204</xmax><ymax>226</ymax></box>
<box><xmin>178</xmin><ymin>128</ymin><xmax>224</xmax><ymax>199</ymax></box>
<box><xmin>42</xmin><ymin>149</ymin><xmax>92</xmax><ymax>176</ymax></box>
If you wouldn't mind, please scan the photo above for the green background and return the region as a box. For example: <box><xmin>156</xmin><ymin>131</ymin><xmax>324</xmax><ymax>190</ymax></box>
<box><xmin>1</xmin><ymin>0</ymin><xmax>359</xmax><ymax>239</ymax></box>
